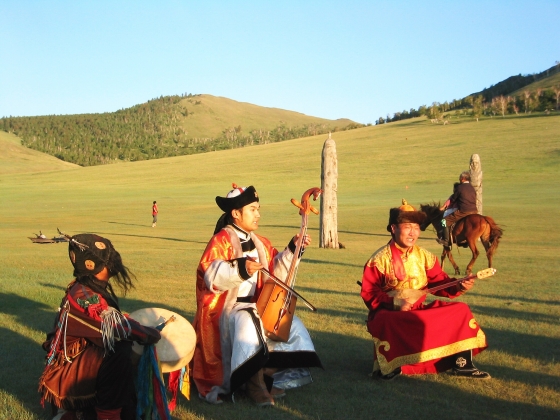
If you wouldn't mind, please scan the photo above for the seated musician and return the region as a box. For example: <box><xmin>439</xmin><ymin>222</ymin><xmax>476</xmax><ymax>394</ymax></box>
<box><xmin>39</xmin><ymin>233</ymin><xmax>161</xmax><ymax>420</ymax></box>
<box><xmin>193</xmin><ymin>184</ymin><xmax>322</xmax><ymax>407</ymax></box>
<box><xmin>360</xmin><ymin>200</ymin><xmax>490</xmax><ymax>379</ymax></box>
<box><xmin>437</xmin><ymin>171</ymin><xmax>478</xmax><ymax>246</ymax></box>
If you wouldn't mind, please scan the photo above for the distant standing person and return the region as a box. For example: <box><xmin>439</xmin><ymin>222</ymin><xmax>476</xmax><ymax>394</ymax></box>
<box><xmin>152</xmin><ymin>201</ymin><xmax>158</xmax><ymax>227</ymax></box>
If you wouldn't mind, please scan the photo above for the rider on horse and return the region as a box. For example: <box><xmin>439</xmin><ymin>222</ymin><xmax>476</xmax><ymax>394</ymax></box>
<box><xmin>437</xmin><ymin>171</ymin><xmax>478</xmax><ymax>247</ymax></box>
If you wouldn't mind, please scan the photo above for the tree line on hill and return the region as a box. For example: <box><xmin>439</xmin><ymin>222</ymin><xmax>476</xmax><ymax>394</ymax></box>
<box><xmin>0</xmin><ymin>94</ymin><xmax>364</xmax><ymax>167</ymax></box>
<box><xmin>376</xmin><ymin>63</ymin><xmax>560</xmax><ymax>125</ymax></box>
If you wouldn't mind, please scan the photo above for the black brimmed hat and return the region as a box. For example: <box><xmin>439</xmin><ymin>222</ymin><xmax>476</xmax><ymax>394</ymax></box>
<box><xmin>387</xmin><ymin>199</ymin><xmax>427</xmax><ymax>232</ymax></box>
<box><xmin>216</xmin><ymin>183</ymin><xmax>259</xmax><ymax>213</ymax></box>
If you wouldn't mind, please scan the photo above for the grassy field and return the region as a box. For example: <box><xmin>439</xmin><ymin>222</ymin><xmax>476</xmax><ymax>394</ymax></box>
<box><xmin>0</xmin><ymin>112</ymin><xmax>559</xmax><ymax>419</ymax></box>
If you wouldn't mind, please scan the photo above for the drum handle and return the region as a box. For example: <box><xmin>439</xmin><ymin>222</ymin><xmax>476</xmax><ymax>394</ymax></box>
<box><xmin>155</xmin><ymin>315</ymin><xmax>176</xmax><ymax>331</ymax></box>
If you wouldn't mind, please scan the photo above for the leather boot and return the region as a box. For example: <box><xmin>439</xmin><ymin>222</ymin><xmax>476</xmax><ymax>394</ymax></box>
<box><xmin>262</xmin><ymin>367</ymin><xmax>286</xmax><ymax>399</ymax></box>
<box><xmin>246</xmin><ymin>369</ymin><xmax>274</xmax><ymax>407</ymax></box>
<box><xmin>450</xmin><ymin>350</ymin><xmax>491</xmax><ymax>379</ymax></box>
<box><xmin>436</xmin><ymin>225</ymin><xmax>450</xmax><ymax>247</ymax></box>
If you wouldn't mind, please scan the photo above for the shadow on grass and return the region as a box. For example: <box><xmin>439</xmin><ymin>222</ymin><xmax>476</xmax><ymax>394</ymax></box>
<box><xmin>119</xmin><ymin>296</ymin><xmax>196</xmax><ymax>323</ymax></box>
<box><xmin>177</xmin><ymin>329</ymin><xmax>560</xmax><ymax>420</ymax></box>
<box><xmin>488</xmin><ymin>364</ymin><xmax>560</xmax><ymax>392</ymax></box>
<box><xmin>469</xmin><ymin>291</ymin><xmax>560</xmax><ymax>306</ymax></box>
<box><xmin>105</xmin><ymin>221</ymin><xmax>152</xmax><ymax>228</ymax></box>
<box><xmin>482</xmin><ymin>326</ymin><xmax>560</xmax><ymax>364</ymax></box>
<box><xmin>95</xmin><ymin>231</ymin><xmax>208</xmax><ymax>245</ymax></box>
<box><xmin>38</xmin><ymin>282</ymin><xmax>66</xmax><ymax>292</ymax></box>
<box><xmin>309</xmin><ymin>306</ymin><xmax>368</xmax><ymax>325</ymax></box>
<box><xmin>469</xmin><ymin>303</ymin><xmax>560</xmax><ymax>325</ymax></box>
<box><xmin>298</xmin><ymin>285</ymin><xmax>364</xmax><ymax>297</ymax></box>
<box><xmin>0</xmin><ymin>327</ymin><xmax>46</xmax><ymax>417</ymax></box>
<box><xmin>302</xmin><ymin>258</ymin><xmax>363</xmax><ymax>268</ymax></box>
<box><xmin>0</xmin><ymin>293</ymin><xmax>59</xmax><ymax>416</ymax></box>
<box><xmin>266</xmin><ymin>224</ymin><xmax>394</xmax><ymax>239</ymax></box>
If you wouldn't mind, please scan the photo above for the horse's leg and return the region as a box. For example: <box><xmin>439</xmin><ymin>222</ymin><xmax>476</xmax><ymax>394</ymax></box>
<box><xmin>481</xmin><ymin>237</ymin><xmax>492</xmax><ymax>268</ymax></box>
<box><xmin>465</xmin><ymin>239</ymin><xmax>479</xmax><ymax>275</ymax></box>
<box><xmin>446</xmin><ymin>248</ymin><xmax>461</xmax><ymax>275</ymax></box>
<box><xmin>440</xmin><ymin>248</ymin><xmax>447</xmax><ymax>270</ymax></box>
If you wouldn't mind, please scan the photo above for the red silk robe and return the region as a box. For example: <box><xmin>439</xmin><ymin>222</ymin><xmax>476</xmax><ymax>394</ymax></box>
<box><xmin>361</xmin><ymin>241</ymin><xmax>488</xmax><ymax>375</ymax></box>
<box><xmin>39</xmin><ymin>281</ymin><xmax>160</xmax><ymax>410</ymax></box>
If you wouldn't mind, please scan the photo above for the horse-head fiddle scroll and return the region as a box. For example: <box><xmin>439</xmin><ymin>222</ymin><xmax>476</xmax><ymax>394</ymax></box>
<box><xmin>256</xmin><ymin>187</ymin><xmax>321</xmax><ymax>342</ymax></box>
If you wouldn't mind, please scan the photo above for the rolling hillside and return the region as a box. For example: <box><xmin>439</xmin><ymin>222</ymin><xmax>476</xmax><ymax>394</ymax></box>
<box><xmin>0</xmin><ymin>94</ymin><xmax>360</xmax><ymax>167</ymax></box>
<box><xmin>509</xmin><ymin>71</ymin><xmax>560</xmax><ymax>97</ymax></box>
<box><xmin>471</xmin><ymin>63</ymin><xmax>560</xmax><ymax>101</ymax></box>
<box><xmin>175</xmin><ymin>94</ymin><xmax>355</xmax><ymax>138</ymax></box>
<box><xmin>0</xmin><ymin>130</ymin><xmax>78</xmax><ymax>175</ymax></box>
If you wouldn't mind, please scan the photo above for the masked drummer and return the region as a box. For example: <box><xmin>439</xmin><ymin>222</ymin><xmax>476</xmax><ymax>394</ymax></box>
<box><xmin>193</xmin><ymin>184</ymin><xmax>322</xmax><ymax>407</ymax></box>
<box><xmin>39</xmin><ymin>233</ymin><xmax>161</xmax><ymax>420</ymax></box>
<box><xmin>360</xmin><ymin>200</ymin><xmax>490</xmax><ymax>380</ymax></box>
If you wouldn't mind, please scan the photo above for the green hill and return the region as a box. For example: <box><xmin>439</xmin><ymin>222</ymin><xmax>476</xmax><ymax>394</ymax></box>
<box><xmin>0</xmin><ymin>94</ymin><xmax>360</xmax><ymax>167</ymax></box>
<box><xmin>1</xmin><ymin>113</ymin><xmax>559</xmax><ymax>419</ymax></box>
<box><xmin>0</xmin><ymin>130</ymin><xmax>78</xmax><ymax>175</ymax></box>
<box><xmin>380</xmin><ymin>64</ymin><xmax>560</xmax><ymax>124</ymax></box>
<box><xmin>471</xmin><ymin>64</ymin><xmax>560</xmax><ymax>101</ymax></box>
<box><xmin>509</xmin><ymin>71</ymin><xmax>560</xmax><ymax>96</ymax></box>
<box><xmin>175</xmin><ymin>94</ymin><xmax>355</xmax><ymax>138</ymax></box>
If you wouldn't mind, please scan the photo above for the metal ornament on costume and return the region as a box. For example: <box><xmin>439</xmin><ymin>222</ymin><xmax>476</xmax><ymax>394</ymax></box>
<box><xmin>387</xmin><ymin>199</ymin><xmax>427</xmax><ymax>232</ymax></box>
<box><xmin>68</xmin><ymin>233</ymin><xmax>113</xmax><ymax>277</ymax></box>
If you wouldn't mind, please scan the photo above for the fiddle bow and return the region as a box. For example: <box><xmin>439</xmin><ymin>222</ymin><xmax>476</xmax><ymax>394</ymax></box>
<box><xmin>256</xmin><ymin>187</ymin><xmax>321</xmax><ymax>342</ymax></box>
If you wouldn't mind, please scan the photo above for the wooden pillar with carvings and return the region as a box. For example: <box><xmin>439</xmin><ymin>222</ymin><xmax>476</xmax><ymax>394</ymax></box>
<box><xmin>320</xmin><ymin>133</ymin><xmax>339</xmax><ymax>248</ymax></box>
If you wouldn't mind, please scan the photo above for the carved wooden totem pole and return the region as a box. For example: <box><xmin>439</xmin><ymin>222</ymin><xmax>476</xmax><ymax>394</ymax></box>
<box><xmin>320</xmin><ymin>133</ymin><xmax>339</xmax><ymax>248</ymax></box>
<box><xmin>469</xmin><ymin>154</ymin><xmax>483</xmax><ymax>214</ymax></box>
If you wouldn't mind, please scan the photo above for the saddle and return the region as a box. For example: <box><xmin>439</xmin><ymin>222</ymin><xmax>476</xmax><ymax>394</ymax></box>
<box><xmin>449</xmin><ymin>218</ymin><xmax>472</xmax><ymax>248</ymax></box>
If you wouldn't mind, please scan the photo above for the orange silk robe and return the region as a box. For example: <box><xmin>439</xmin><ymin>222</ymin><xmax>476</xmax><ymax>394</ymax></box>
<box><xmin>192</xmin><ymin>228</ymin><xmax>277</xmax><ymax>398</ymax></box>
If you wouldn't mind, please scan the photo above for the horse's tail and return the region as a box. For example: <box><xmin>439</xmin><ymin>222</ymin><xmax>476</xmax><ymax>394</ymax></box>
<box><xmin>484</xmin><ymin>216</ymin><xmax>503</xmax><ymax>257</ymax></box>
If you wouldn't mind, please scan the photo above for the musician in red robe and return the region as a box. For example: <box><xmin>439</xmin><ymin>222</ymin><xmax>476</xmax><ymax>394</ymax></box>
<box><xmin>360</xmin><ymin>200</ymin><xmax>490</xmax><ymax>379</ymax></box>
<box><xmin>193</xmin><ymin>184</ymin><xmax>322</xmax><ymax>407</ymax></box>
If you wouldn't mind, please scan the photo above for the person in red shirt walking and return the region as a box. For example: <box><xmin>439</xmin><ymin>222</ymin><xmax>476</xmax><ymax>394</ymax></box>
<box><xmin>152</xmin><ymin>201</ymin><xmax>158</xmax><ymax>227</ymax></box>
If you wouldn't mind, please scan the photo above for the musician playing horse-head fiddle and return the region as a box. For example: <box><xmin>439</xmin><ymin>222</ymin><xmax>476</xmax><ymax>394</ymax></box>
<box><xmin>193</xmin><ymin>184</ymin><xmax>322</xmax><ymax>407</ymax></box>
<box><xmin>360</xmin><ymin>200</ymin><xmax>490</xmax><ymax>379</ymax></box>
<box><xmin>39</xmin><ymin>233</ymin><xmax>162</xmax><ymax>420</ymax></box>
<box><xmin>437</xmin><ymin>171</ymin><xmax>478</xmax><ymax>246</ymax></box>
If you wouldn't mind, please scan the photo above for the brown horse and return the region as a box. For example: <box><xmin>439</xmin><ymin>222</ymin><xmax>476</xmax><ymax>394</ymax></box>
<box><xmin>419</xmin><ymin>203</ymin><xmax>503</xmax><ymax>275</ymax></box>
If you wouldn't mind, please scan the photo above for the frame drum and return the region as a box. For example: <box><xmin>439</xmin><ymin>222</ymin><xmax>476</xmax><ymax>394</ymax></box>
<box><xmin>129</xmin><ymin>308</ymin><xmax>196</xmax><ymax>373</ymax></box>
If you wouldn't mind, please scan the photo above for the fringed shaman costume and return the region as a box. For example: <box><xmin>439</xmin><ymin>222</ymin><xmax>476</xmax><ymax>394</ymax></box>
<box><xmin>193</xmin><ymin>185</ymin><xmax>322</xmax><ymax>404</ymax></box>
<box><xmin>360</xmin><ymin>201</ymin><xmax>488</xmax><ymax>377</ymax></box>
<box><xmin>38</xmin><ymin>233</ymin><xmax>161</xmax><ymax>418</ymax></box>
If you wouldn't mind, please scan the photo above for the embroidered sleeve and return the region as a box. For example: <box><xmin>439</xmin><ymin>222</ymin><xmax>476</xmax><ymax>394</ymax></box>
<box><xmin>361</xmin><ymin>247</ymin><xmax>395</xmax><ymax>311</ymax></box>
<box><xmin>421</xmin><ymin>248</ymin><xmax>437</xmax><ymax>271</ymax></box>
<box><xmin>200</xmin><ymin>232</ymin><xmax>245</xmax><ymax>292</ymax></box>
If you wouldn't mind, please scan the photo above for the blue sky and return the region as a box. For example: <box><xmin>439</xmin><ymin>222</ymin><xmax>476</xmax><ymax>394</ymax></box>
<box><xmin>1</xmin><ymin>1</ymin><xmax>559</xmax><ymax>124</ymax></box>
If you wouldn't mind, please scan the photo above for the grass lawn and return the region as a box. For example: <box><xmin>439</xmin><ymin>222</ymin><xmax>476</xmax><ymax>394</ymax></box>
<box><xmin>0</xmin><ymin>112</ymin><xmax>558</xmax><ymax>419</ymax></box>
